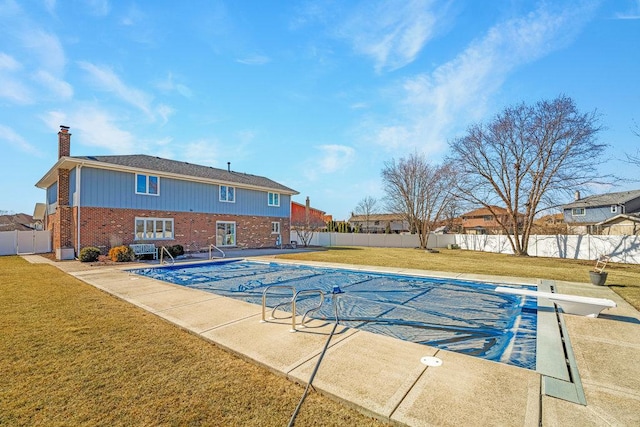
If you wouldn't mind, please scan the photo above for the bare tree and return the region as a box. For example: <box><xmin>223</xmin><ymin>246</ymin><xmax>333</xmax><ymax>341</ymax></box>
<box><xmin>381</xmin><ymin>153</ymin><xmax>456</xmax><ymax>249</ymax></box>
<box><xmin>448</xmin><ymin>95</ymin><xmax>608</xmax><ymax>256</ymax></box>
<box><xmin>624</xmin><ymin>120</ymin><xmax>640</xmax><ymax>167</ymax></box>
<box><xmin>353</xmin><ymin>196</ymin><xmax>378</xmax><ymax>233</ymax></box>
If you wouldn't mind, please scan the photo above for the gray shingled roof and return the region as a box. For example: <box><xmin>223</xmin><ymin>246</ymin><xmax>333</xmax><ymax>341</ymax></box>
<box><xmin>73</xmin><ymin>154</ymin><xmax>297</xmax><ymax>194</ymax></box>
<box><xmin>562</xmin><ymin>189</ymin><xmax>640</xmax><ymax>209</ymax></box>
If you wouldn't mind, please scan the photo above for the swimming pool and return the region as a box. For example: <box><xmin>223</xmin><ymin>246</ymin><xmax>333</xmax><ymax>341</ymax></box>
<box><xmin>131</xmin><ymin>260</ymin><xmax>537</xmax><ymax>369</ymax></box>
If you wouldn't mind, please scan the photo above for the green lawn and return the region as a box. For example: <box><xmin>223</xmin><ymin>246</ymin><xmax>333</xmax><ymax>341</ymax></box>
<box><xmin>0</xmin><ymin>256</ymin><xmax>383</xmax><ymax>426</ymax></box>
<box><xmin>276</xmin><ymin>247</ymin><xmax>640</xmax><ymax>310</ymax></box>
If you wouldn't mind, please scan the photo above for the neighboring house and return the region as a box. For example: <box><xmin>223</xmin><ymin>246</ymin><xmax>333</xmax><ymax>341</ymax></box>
<box><xmin>36</xmin><ymin>126</ymin><xmax>298</xmax><ymax>259</ymax></box>
<box><xmin>532</xmin><ymin>213</ymin><xmax>567</xmax><ymax>235</ymax></box>
<box><xmin>562</xmin><ymin>189</ymin><xmax>640</xmax><ymax>235</ymax></box>
<box><xmin>460</xmin><ymin>206</ymin><xmax>519</xmax><ymax>235</ymax></box>
<box><xmin>0</xmin><ymin>213</ymin><xmax>37</xmax><ymax>231</ymax></box>
<box><xmin>596</xmin><ymin>213</ymin><xmax>640</xmax><ymax>236</ymax></box>
<box><xmin>348</xmin><ymin>213</ymin><xmax>410</xmax><ymax>234</ymax></box>
<box><xmin>291</xmin><ymin>198</ymin><xmax>328</xmax><ymax>230</ymax></box>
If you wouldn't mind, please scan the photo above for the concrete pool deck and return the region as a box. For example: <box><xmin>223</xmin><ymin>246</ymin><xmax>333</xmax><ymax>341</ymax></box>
<box><xmin>23</xmin><ymin>253</ymin><xmax>640</xmax><ymax>426</ymax></box>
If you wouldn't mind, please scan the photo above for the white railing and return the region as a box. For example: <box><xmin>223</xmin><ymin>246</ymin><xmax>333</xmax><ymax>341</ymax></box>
<box><xmin>209</xmin><ymin>244</ymin><xmax>225</xmax><ymax>259</ymax></box>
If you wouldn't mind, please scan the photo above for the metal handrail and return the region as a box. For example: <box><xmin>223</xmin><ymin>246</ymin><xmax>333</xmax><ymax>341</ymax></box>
<box><xmin>159</xmin><ymin>246</ymin><xmax>175</xmax><ymax>265</ymax></box>
<box><xmin>291</xmin><ymin>289</ymin><xmax>325</xmax><ymax>332</ymax></box>
<box><xmin>209</xmin><ymin>244</ymin><xmax>225</xmax><ymax>259</ymax></box>
<box><xmin>261</xmin><ymin>285</ymin><xmax>296</xmax><ymax>323</ymax></box>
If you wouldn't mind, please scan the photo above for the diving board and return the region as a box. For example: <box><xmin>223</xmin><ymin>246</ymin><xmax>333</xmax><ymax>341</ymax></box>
<box><xmin>495</xmin><ymin>286</ymin><xmax>616</xmax><ymax>318</ymax></box>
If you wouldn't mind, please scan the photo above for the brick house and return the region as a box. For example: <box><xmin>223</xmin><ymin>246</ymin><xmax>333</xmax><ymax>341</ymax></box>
<box><xmin>36</xmin><ymin>126</ymin><xmax>298</xmax><ymax>259</ymax></box>
<box><xmin>460</xmin><ymin>206</ymin><xmax>521</xmax><ymax>235</ymax></box>
<box><xmin>291</xmin><ymin>198</ymin><xmax>330</xmax><ymax>228</ymax></box>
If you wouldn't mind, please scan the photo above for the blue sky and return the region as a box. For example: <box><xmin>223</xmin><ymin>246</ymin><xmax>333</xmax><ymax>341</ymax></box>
<box><xmin>1</xmin><ymin>0</ymin><xmax>639</xmax><ymax>220</ymax></box>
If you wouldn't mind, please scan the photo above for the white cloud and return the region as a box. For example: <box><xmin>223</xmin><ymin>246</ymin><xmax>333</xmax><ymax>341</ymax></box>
<box><xmin>367</xmin><ymin>2</ymin><xmax>596</xmax><ymax>154</ymax></box>
<box><xmin>350</xmin><ymin>102</ymin><xmax>368</xmax><ymax>110</ymax></box>
<box><xmin>0</xmin><ymin>52</ymin><xmax>21</xmax><ymax>71</ymax></box>
<box><xmin>0</xmin><ymin>124</ymin><xmax>41</xmax><ymax>155</ymax></box>
<box><xmin>303</xmin><ymin>144</ymin><xmax>355</xmax><ymax>180</ymax></box>
<box><xmin>21</xmin><ymin>29</ymin><xmax>66</xmax><ymax>75</ymax></box>
<box><xmin>182</xmin><ymin>139</ymin><xmax>221</xmax><ymax>167</ymax></box>
<box><xmin>236</xmin><ymin>54</ymin><xmax>271</xmax><ymax>65</ymax></box>
<box><xmin>156</xmin><ymin>104</ymin><xmax>174</xmax><ymax>124</ymax></box>
<box><xmin>78</xmin><ymin>61</ymin><xmax>155</xmax><ymax>119</ymax></box>
<box><xmin>120</xmin><ymin>4</ymin><xmax>144</xmax><ymax>26</ymax></box>
<box><xmin>43</xmin><ymin>0</ymin><xmax>56</xmax><ymax>15</ymax></box>
<box><xmin>33</xmin><ymin>70</ymin><xmax>73</xmax><ymax>99</ymax></box>
<box><xmin>0</xmin><ymin>75</ymin><xmax>32</xmax><ymax>104</ymax></box>
<box><xmin>339</xmin><ymin>0</ymin><xmax>438</xmax><ymax>72</ymax></box>
<box><xmin>614</xmin><ymin>0</ymin><xmax>640</xmax><ymax>19</ymax></box>
<box><xmin>156</xmin><ymin>72</ymin><xmax>193</xmax><ymax>98</ymax></box>
<box><xmin>42</xmin><ymin>107</ymin><xmax>138</xmax><ymax>154</ymax></box>
<box><xmin>85</xmin><ymin>0</ymin><xmax>110</xmax><ymax>17</ymax></box>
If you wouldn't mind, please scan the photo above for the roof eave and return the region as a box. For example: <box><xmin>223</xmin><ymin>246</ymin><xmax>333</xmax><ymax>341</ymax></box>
<box><xmin>35</xmin><ymin>156</ymin><xmax>299</xmax><ymax>195</ymax></box>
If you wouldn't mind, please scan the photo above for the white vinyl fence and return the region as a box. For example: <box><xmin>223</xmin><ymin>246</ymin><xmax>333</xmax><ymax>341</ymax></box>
<box><xmin>293</xmin><ymin>231</ymin><xmax>640</xmax><ymax>264</ymax></box>
<box><xmin>0</xmin><ymin>230</ymin><xmax>51</xmax><ymax>256</ymax></box>
<box><xmin>292</xmin><ymin>231</ymin><xmax>454</xmax><ymax>249</ymax></box>
<box><xmin>455</xmin><ymin>234</ymin><xmax>640</xmax><ymax>264</ymax></box>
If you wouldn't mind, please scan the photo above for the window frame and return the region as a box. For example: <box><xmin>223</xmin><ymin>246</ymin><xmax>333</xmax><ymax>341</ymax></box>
<box><xmin>216</xmin><ymin>221</ymin><xmax>236</xmax><ymax>246</ymax></box>
<box><xmin>268</xmin><ymin>192</ymin><xmax>280</xmax><ymax>207</ymax></box>
<box><xmin>134</xmin><ymin>217</ymin><xmax>173</xmax><ymax>240</ymax></box>
<box><xmin>571</xmin><ymin>208</ymin><xmax>585</xmax><ymax>216</ymax></box>
<box><xmin>135</xmin><ymin>173</ymin><xmax>160</xmax><ymax>196</ymax></box>
<box><xmin>271</xmin><ymin>221</ymin><xmax>281</xmax><ymax>234</ymax></box>
<box><xmin>219</xmin><ymin>185</ymin><xmax>236</xmax><ymax>203</ymax></box>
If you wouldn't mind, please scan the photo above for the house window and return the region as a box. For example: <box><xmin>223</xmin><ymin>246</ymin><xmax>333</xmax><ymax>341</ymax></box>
<box><xmin>219</xmin><ymin>185</ymin><xmax>235</xmax><ymax>202</ymax></box>
<box><xmin>611</xmin><ymin>205</ymin><xmax>618</xmax><ymax>214</ymax></box>
<box><xmin>483</xmin><ymin>215</ymin><xmax>493</xmax><ymax>221</ymax></box>
<box><xmin>268</xmin><ymin>192</ymin><xmax>280</xmax><ymax>207</ymax></box>
<box><xmin>135</xmin><ymin>174</ymin><xmax>159</xmax><ymax>195</ymax></box>
<box><xmin>216</xmin><ymin>221</ymin><xmax>236</xmax><ymax>246</ymax></box>
<box><xmin>271</xmin><ymin>221</ymin><xmax>280</xmax><ymax>234</ymax></box>
<box><xmin>572</xmin><ymin>208</ymin><xmax>585</xmax><ymax>216</ymax></box>
<box><xmin>135</xmin><ymin>217</ymin><xmax>173</xmax><ymax>240</ymax></box>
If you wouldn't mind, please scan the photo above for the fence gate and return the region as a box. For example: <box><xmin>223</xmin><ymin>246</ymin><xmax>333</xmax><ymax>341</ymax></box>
<box><xmin>0</xmin><ymin>230</ymin><xmax>51</xmax><ymax>256</ymax></box>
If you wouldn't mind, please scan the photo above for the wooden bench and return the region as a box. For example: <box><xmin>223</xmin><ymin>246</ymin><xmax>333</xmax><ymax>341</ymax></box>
<box><xmin>129</xmin><ymin>243</ymin><xmax>157</xmax><ymax>260</ymax></box>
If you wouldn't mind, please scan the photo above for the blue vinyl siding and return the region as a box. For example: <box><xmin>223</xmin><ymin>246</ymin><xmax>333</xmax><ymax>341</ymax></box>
<box><xmin>79</xmin><ymin>167</ymin><xmax>291</xmax><ymax>218</ymax></box>
<box><xmin>626</xmin><ymin>198</ymin><xmax>640</xmax><ymax>213</ymax></box>
<box><xmin>47</xmin><ymin>182</ymin><xmax>57</xmax><ymax>205</ymax></box>
<box><xmin>564</xmin><ymin>206</ymin><xmax>617</xmax><ymax>224</ymax></box>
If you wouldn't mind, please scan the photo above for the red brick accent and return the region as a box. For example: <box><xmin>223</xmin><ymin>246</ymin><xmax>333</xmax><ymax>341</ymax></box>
<box><xmin>76</xmin><ymin>207</ymin><xmax>290</xmax><ymax>253</ymax></box>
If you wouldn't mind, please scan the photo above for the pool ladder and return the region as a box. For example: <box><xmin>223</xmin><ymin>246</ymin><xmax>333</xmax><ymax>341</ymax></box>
<box><xmin>260</xmin><ymin>285</ymin><xmax>325</xmax><ymax>332</ymax></box>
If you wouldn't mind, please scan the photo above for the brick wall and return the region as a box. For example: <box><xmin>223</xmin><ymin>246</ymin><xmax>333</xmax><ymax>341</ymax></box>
<box><xmin>77</xmin><ymin>207</ymin><xmax>290</xmax><ymax>252</ymax></box>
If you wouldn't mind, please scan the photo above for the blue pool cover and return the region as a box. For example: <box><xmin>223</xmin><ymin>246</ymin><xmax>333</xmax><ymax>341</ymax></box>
<box><xmin>131</xmin><ymin>260</ymin><xmax>537</xmax><ymax>369</ymax></box>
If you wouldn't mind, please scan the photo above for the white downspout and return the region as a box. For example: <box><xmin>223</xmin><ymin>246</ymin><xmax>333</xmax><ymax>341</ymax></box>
<box><xmin>76</xmin><ymin>164</ymin><xmax>83</xmax><ymax>253</ymax></box>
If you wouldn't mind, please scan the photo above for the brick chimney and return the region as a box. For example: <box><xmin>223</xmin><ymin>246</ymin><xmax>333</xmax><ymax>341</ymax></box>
<box><xmin>58</xmin><ymin>125</ymin><xmax>70</xmax><ymax>158</ymax></box>
<box><xmin>55</xmin><ymin>125</ymin><xmax>74</xmax><ymax>259</ymax></box>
